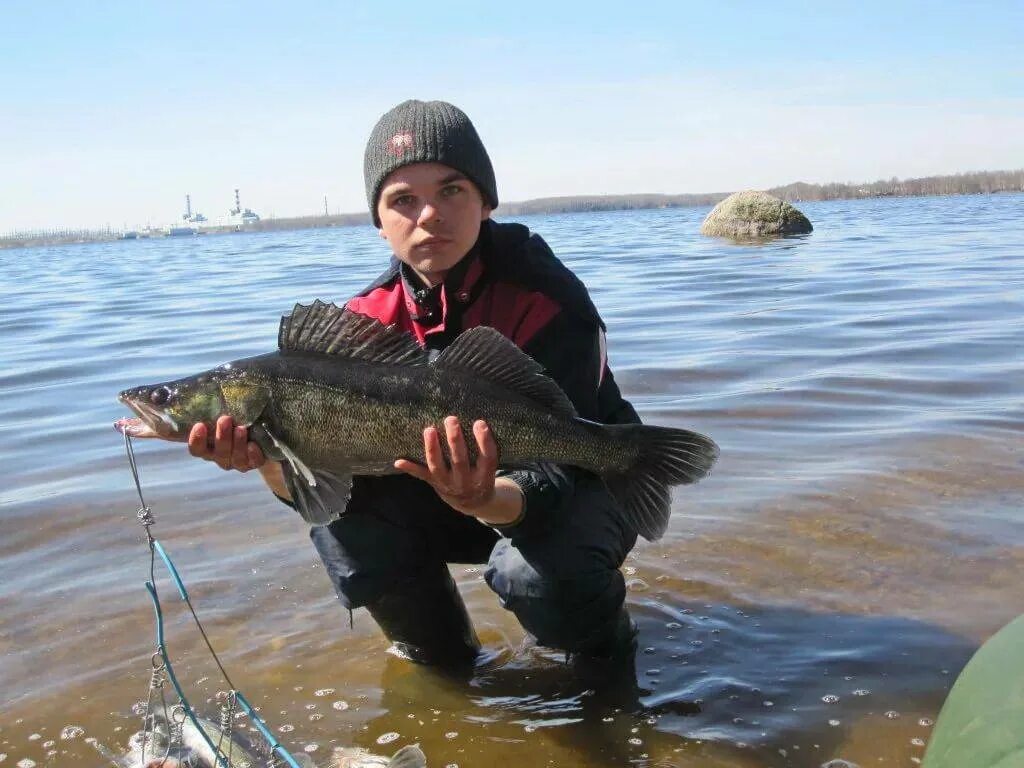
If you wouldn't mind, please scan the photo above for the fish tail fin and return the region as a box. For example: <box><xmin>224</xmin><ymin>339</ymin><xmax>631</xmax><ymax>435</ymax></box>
<box><xmin>601</xmin><ymin>423</ymin><xmax>719</xmax><ymax>542</ymax></box>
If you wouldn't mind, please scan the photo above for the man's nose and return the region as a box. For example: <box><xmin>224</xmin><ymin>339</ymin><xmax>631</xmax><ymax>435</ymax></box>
<box><xmin>418</xmin><ymin>201</ymin><xmax>442</xmax><ymax>225</ymax></box>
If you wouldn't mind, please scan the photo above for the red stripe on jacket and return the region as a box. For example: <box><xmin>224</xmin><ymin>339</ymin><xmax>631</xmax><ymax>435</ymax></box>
<box><xmin>461</xmin><ymin>282</ymin><xmax>560</xmax><ymax>348</ymax></box>
<box><xmin>346</xmin><ymin>276</ymin><xmax>561</xmax><ymax>350</ymax></box>
<box><xmin>346</xmin><ymin>283</ymin><xmax>424</xmax><ymax>343</ymax></box>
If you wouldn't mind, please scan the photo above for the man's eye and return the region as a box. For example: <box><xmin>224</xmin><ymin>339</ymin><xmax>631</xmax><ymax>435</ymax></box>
<box><xmin>440</xmin><ymin>185</ymin><xmax>462</xmax><ymax>198</ymax></box>
<box><xmin>393</xmin><ymin>195</ymin><xmax>414</xmax><ymax>206</ymax></box>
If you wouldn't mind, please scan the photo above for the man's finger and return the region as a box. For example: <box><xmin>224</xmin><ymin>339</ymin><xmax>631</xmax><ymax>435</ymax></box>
<box><xmin>188</xmin><ymin>423</ymin><xmax>210</xmax><ymax>458</ymax></box>
<box><xmin>423</xmin><ymin>426</ymin><xmax>447</xmax><ymax>478</ymax></box>
<box><xmin>474</xmin><ymin>420</ymin><xmax>498</xmax><ymax>473</ymax></box>
<box><xmin>247</xmin><ymin>442</ymin><xmax>265</xmax><ymax>469</ymax></box>
<box><xmin>232</xmin><ymin>426</ymin><xmax>249</xmax><ymax>470</ymax></box>
<box><xmin>394</xmin><ymin>458</ymin><xmax>430</xmax><ymax>482</ymax></box>
<box><xmin>213</xmin><ymin>415</ymin><xmax>234</xmax><ymax>469</ymax></box>
<box><xmin>446</xmin><ymin>416</ymin><xmax>469</xmax><ymax>479</ymax></box>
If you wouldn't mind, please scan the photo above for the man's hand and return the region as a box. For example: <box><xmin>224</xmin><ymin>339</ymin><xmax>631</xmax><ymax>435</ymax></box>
<box><xmin>186</xmin><ymin>416</ymin><xmax>290</xmax><ymax>498</ymax></box>
<box><xmin>394</xmin><ymin>416</ymin><xmax>523</xmax><ymax>526</ymax></box>
<box><xmin>188</xmin><ymin>415</ymin><xmax>265</xmax><ymax>472</ymax></box>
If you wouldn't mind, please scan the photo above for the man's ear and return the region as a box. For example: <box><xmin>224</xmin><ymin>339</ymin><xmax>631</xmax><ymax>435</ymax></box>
<box><xmin>481</xmin><ymin>206</ymin><xmax>492</xmax><ymax>222</ymax></box>
<box><xmin>379</xmin><ymin>229</ymin><xmax>388</xmax><ymax>239</ymax></box>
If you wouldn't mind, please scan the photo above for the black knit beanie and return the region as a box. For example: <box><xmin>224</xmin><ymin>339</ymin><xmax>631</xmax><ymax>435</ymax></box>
<box><xmin>364</xmin><ymin>99</ymin><xmax>498</xmax><ymax>227</ymax></box>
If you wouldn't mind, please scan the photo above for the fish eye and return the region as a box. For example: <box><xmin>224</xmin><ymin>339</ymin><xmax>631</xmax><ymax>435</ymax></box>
<box><xmin>150</xmin><ymin>387</ymin><xmax>171</xmax><ymax>406</ymax></box>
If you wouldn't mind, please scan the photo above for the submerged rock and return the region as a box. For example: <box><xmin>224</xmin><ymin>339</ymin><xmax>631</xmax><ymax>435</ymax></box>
<box><xmin>701</xmin><ymin>190</ymin><xmax>813</xmax><ymax>239</ymax></box>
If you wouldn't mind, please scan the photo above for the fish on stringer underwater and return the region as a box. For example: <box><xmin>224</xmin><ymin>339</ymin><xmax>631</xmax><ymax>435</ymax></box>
<box><xmin>95</xmin><ymin>709</ymin><xmax>426</xmax><ymax>768</ymax></box>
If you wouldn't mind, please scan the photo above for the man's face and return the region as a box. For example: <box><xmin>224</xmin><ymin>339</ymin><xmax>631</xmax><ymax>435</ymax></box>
<box><xmin>377</xmin><ymin>162</ymin><xmax>491</xmax><ymax>287</ymax></box>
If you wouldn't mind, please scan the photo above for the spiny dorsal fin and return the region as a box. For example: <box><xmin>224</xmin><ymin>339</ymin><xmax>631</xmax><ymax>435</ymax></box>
<box><xmin>279</xmin><ymin>301</ymin><xmax>428</xmax><ymax>365</ymax></box>
<box><xmin>434</xmin><ymin>326</ymin><xmax>577</xmax><ymax>417</ymax></box>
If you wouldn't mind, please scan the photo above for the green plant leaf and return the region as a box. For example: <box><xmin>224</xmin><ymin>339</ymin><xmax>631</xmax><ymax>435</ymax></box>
<box><xmin>923</xmin><ymin>613</ymin><xmax>1024</xmax><ymax>768</ymax></box>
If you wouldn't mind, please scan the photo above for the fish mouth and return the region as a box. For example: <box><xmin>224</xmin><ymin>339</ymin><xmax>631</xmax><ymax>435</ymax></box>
<box><xmin>117</xmin><ymin>391</ymin><xmax>182</xmax><ymax>438</ymax></box>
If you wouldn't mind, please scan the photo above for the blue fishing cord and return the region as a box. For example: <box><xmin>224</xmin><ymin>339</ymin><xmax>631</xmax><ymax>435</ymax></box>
<box><xmin>125</xmin><ymin>431</ymin><xmax>303</xmax><ymax>768</ymax></box>
<box><xmin>145</xmin><ymin>581</ymin><xmax>227</xmax><ymax>768</ymax></box>
<box><xmin>145</xmin><ymin>552</ymin><xmax>303</xmax><ymax>768</ymax></box>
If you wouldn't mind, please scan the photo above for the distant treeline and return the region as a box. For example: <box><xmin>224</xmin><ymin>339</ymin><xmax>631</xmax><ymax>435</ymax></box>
<box><xmin>496</xmin><ymin>169</ymin><xmax>1024</xmax><ymax>215</ymax></box>
<box><xmin>0</xmin><ymin>226</ymin><xmax>117</xmax><ymax>249</ymax></box>
<box><xmin>495</xmin><ymin>192</ymin><xmax>728</xmax><ymax>215</ymax></box>
<box><xmin>3</xmin><ymin>169</ymin><xmax>1022</xmax><ymax>249</ymax></box>
<box><xmin>766</xmin><ymin>169</ymin><xmax>1024</xmax><ymax>202</ymax></box>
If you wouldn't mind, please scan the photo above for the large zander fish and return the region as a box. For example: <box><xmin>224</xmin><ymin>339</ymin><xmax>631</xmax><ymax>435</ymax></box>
<box><xmin>118</xmin><ymin>301</ymin><xmax>718</xmax><ymax>541</ymax></box>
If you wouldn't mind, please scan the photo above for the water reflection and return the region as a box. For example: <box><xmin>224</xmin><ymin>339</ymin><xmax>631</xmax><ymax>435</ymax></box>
<box><xmin>345</xmin><ymin>598</ymin><xmax>972</xmax><ymax>766</ymax></box>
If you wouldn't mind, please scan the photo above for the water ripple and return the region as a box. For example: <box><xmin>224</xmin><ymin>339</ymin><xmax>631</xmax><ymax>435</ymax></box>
<box><xmin>2</xmin><ymin>194</ymin><xmax>1023</xmax><ymax>767</ymax></box>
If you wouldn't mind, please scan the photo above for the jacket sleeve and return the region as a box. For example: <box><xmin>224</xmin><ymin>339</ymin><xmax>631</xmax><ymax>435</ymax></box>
<box><xmin>493</xmin><ymin>309</ymin><xmax>639</xmax><ymax>539</ymax></box>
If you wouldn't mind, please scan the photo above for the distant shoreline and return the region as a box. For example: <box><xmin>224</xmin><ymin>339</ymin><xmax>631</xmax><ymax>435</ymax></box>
<box><xmin>2</xmin><ymin>169</ymin><xmax>1021</xmax><ymax>250</ymax></box>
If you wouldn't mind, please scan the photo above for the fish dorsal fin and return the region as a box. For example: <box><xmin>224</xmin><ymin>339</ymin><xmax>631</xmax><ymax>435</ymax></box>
<box><xmin>279</xmin><ymin>300</ymin><xmax>428</xmax><ymax>365</ymax></box>
<box><xmin>435</xmin><ymin>326</ymin><xmax>577</xmax><ymax>417</ymax></box>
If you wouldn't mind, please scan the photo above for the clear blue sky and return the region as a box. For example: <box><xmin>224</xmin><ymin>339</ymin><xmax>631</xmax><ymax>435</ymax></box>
<box><xmin>2</xmin><ymin>1</ymin><xmax>1022</xmax><ymax>231</ymax></box>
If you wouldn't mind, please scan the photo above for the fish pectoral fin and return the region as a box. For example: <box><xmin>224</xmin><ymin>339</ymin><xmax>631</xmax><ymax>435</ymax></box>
<box><xmin>387</xmin><ymin>745</ymin><xmax>427</xmax><ymax>768</ymax></box>
<box><xmin>262</xmin><ymin>426</ymin><xmax>317</xmax><ymax>485</ymax></box>
<box><xmin>259</xmin><ymin>426</ymin><xmax>352</xmax><ymax>525</ymax></box>
<box><xmin>284</xmin><ymin>465</ymin><xmax>353</xmax><ymax>526</ymax></box>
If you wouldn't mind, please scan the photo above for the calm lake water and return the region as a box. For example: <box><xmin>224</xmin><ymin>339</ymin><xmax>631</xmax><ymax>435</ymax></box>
<box><xmin>2</xmin><ymin>194</ymin><xmax>1023</xmax><ymax>767</ymax></box>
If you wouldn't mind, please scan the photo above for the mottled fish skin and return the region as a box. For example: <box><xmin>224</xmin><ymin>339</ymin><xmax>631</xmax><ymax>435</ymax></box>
<box><xmin>119</xmin><ymin>303</ymin><xmax>718</xmax><ymax>540</ymax></box>
<box><xmin>240</xmin><ymin>353</ymin><xmax>622</xmax><ymax>474</ymax></box>
<box><xmin>108</xmin><ymin>712</ymin><xmax>253</xmax><ymax>768</ymax></box>
<box><xmin>179</xmin><ymin>714</ymin><xmax>261</xmax><ymax>768</ymax></box>
<box><xmin>100</xmin><ymin>716</ymin><xmax>184</xmax><ymax>768</ymax></box>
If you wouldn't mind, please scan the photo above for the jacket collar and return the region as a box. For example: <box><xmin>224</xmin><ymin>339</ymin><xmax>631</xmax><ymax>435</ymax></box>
<box><xmin>399</xmin><ymin>229</ymin><xmax>487</xmax><ymax>325</ymax></box>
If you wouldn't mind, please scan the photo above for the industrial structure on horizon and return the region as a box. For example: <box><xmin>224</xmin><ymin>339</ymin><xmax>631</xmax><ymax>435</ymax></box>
<box><xmin>151</xmin><ymin>189</ymin><xmax>262</xmax><ymax>238</ymax></box>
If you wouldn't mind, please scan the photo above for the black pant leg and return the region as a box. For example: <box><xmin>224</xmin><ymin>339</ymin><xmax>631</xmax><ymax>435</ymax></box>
<box><xmin>310</xmin><ymin>474</ymin><xmax>497</xmax><ymax>609</ymax></box>
<box><xmin>310</xmin><ymin>474</ymin><xmax>498</xmax><ymax>664</ymax></box>
<box><xmin>484</xmin><ymin>473</ymin><xmax>638</xmax><ymax>654</ymax></box>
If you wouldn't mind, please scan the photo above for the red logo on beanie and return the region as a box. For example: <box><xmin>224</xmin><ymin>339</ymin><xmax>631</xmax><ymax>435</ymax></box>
<box><xmin>387</xmin><ymin>131</ymin><xmax>415</xmax><ymax>157</ymax></box>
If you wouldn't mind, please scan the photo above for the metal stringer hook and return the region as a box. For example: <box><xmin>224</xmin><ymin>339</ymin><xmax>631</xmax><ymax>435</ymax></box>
<box><xmin>142</xmin><ymin>651</ymin><xmax>171</xmax><ymax>767</ymax></box>
<box><xmin>124</xmin><ymin>430</ymin><xmax>156</xmax><ymax>538</ymax></box>
<box><xmin>216</xmin><ymin>689</ymin><xmax>238</xmax><ymax>764</ymax></box>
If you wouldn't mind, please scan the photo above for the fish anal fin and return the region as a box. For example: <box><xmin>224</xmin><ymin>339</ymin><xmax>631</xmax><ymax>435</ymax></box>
<box><xmin>435</xmin><ymin>326</ymin><xmax>576</xmax><ymax>417</ymax></box>
<box><xmin>279</xmin><ymin>301</ymin><xmax>428</xmax><ymax>365</ymax></box>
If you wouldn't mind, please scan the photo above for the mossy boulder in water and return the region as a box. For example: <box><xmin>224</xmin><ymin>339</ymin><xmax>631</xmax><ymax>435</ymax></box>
<box><xmin>700</xmin><ymin>190</ymin><xmax>812</xmax><ymax>239</ymax></box>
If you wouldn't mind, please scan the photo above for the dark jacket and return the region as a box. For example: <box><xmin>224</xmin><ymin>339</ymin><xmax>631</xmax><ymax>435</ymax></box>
<box><xmin>340</xmin><ymin>219</ymin><xmax>640</xmax><ymax>539</ymax></box>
